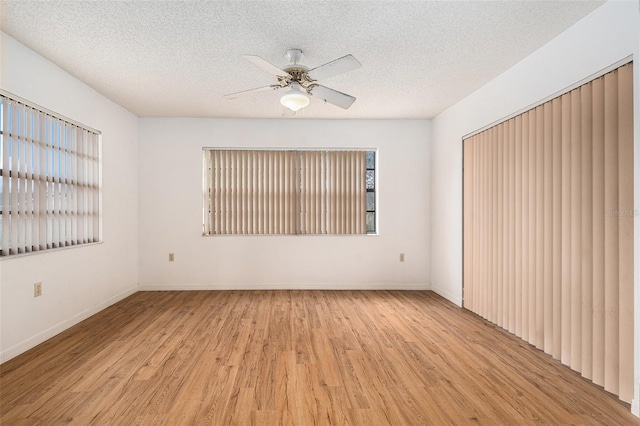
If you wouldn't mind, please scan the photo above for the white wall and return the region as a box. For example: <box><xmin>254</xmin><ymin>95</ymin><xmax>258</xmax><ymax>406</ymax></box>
<box><xmin>429</xmin><ymin>0</ymin><xmax>640</xmax><ymax>414</ymax></box>
<box><xmin>139</xmin><ymin>119</ymin><xmax>430</xmax><ymax>290</ymax></box>
<box><xmin>0</xmin><ymin>33</ymin><xmax>140</xmax><ymax>362</ymax></box>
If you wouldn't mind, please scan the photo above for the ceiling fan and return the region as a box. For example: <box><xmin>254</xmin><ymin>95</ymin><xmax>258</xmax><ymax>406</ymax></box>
<box><xmin>224</xmin><ymin>49</ymin><xmax>361</xmax><ymax>112</ymax></box>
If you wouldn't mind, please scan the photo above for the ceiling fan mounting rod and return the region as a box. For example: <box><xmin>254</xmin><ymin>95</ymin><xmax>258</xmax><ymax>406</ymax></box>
<box><xmin>286</xmin><ymin>49</ymin><xmax>303</xmax><ymax>65</ymax></box>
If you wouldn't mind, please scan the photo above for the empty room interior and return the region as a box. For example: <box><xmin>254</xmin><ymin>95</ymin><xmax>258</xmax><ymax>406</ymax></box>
<box><xmin>1</xmin><ymin>0</ymin><xmax>640</xmax><ymax>424</ymax></box>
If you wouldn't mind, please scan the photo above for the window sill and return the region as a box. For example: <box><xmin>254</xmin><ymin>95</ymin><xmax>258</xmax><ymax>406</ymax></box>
<box><xmin>0</xmin><ymin>241</ymin><xmax>104</xmax><ymax>261</ymax></box>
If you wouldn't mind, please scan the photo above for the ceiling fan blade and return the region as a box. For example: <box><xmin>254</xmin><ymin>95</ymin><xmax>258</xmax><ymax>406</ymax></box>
<box><xmin>308</xmin><ymin>85</ymin><xmax>356</xmax><ymax>109</ymax></box>
<box><xmin>242</xmin><ymin>55</ymin><xmax>290</xmax><ymax>78</ymax></box>
<box><xmin>306</xmin><ymin>54</ymin><xmax>361</xmax><ymax>81</ymax></box>
<box><xmin>224</xmin><ymin>85</ymin><xmax>282</xmax><ymax>99</ymax></box>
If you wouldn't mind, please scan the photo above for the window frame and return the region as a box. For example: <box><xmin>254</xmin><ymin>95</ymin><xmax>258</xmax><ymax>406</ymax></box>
<box><xmin>0</xmin><ymin>90</ymin><xmax>102</xmax><ymax>258</ymax></box>
<box><xmin>202</xmin><ymin>148</ymin><xmax>377</xmax><ymax>236</ymax></box>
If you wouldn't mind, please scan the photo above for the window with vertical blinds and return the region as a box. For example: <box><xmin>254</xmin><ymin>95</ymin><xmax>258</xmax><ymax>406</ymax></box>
<box><xmin>0</xmin><ymin>92</ymin><xmax>101</xmax><ymax>257</ymax></box>
<box><xmin>463</xmin><ymin>62</ymin><xmax>634</xmax><ymax>403</ymax></box>
<box><xmin>203</xmin><ymin>149</ymin><xmax>374</xmax><ymax>235</ymax></box>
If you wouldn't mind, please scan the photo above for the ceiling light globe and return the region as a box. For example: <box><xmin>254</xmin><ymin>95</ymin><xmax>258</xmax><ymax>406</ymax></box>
<box><xmin>280</xmin><ymin>85</ymin><xmax>310</xmax><ymax>111</ymax></box>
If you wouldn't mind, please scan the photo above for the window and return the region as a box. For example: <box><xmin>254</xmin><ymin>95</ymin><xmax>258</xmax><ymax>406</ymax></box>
<box><xmin>365</xmin><ymin>150</ymin><xmax>376</xmax><ymax>233</ymax></box>
<box><xmin>203</xmin><ymin>149</ymin><xmax>376</xmax><ymax>235</ymax></box>
<box><xmin>0</xmin><ymin>92</ymin><xmax>101</xmax><ymax>257</ymax></box>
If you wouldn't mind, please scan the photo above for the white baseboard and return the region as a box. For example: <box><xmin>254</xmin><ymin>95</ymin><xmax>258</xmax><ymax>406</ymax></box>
<box><xmin>632</xmin><ymin>398</ymin><xmax>639</xmax><ymax>417</ymax></box>
<box><xmin>0</xmin><ymin>286</ymin><xmax>138</xmax><ymax>364</ymax></box>
<box><xmin>431</xmin><ymin>285</ymin><xmax>462</xmax><ymax>307</ymax></box>
<box><xmin>139</xmin><ymin>282</ymin><xmax>430</xmax><ymax>291</ymax></box>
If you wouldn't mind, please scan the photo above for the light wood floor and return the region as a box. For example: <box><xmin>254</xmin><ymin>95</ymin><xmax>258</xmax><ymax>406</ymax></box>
<box><xmin>1</xmin><ymin>290</ymin><xmax>638</xmax><ymax>425</ymax></box>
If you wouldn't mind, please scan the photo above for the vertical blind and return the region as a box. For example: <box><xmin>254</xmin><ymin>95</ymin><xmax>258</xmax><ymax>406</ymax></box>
<box><xmin>203</xmin><ymin>150</ymin><xmax>367</xmax><ymax>235</ymax></box>
<box><xmin>463</xmin><ymin>62</ymin><xmax>634</xmax><ymax>402</ymax></box>
<box><xmin>0</xmin><ymin>93</ymin><xmax>101</xmax><ymax>256</ymax></box>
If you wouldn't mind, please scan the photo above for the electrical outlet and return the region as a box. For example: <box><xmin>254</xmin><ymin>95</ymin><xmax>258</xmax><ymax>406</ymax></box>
<box><xmin>34</xmin><ymin>282</ymin><xmax>42</xmax><ymax>297</ymax></box>
<box><xmin>169</xmin><ymin>253</ymin><xmax>175</xmax><ymax>262</ymax></box>
<box><xmin>399</xmin><ymin>253</ymin><xmax>405</xmax><ymax>262</ymax></box>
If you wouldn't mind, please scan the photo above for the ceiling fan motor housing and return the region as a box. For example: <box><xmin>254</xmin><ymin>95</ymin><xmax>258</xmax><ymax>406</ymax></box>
<box><xmin>280</xmin><ymin>49</ymin><xmax>315</xmax><ymax>90</ymax></box>
<box><xmin>280</xmin><ymin>67</ymin><xmax>315</xmax><ymax>90</ymax></box>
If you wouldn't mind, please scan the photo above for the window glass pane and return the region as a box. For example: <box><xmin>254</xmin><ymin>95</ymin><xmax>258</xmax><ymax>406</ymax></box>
<box><xmin>366</xmin><ymin>191</ymin><xmax>375</xmax><ymax>212</ymax></box>
<box><xmin>366</xmin><ymin>212</ymin><xmax>375</xmax><ymax>233</ymax></box>
<box><xmin>0</xmin><ymin>94</ymin><xmax>100</xmax><ymax>257</ymax></box>
<box><xmin>366</xmin><ymin>170</ymin><xmax>375</xmax><ymax>189</ymax></box>
<box><xmin>366</xmin><ymin>151</ymin><xmax>375</xmax><ymax>169</ymax></box>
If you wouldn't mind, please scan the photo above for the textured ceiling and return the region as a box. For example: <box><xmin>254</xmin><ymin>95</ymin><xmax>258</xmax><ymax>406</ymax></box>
<box><xmin>1</xmin><ymin>0</ymin><xmax>604</xmax><ymax>119</ymax></box>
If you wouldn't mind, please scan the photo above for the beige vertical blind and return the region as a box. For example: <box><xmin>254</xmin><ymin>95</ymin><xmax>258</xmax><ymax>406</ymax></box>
<box><xmin>203</xmin><ymin>149</ymin><xmax>366</xmax><ymax>235</ymax></box>
<box><xmin>463</xmin><ymin>62</ymin><xmax>634</xmax><ymax>403</ymax></box>
<box><xmin>0</xmin><ymin>94</ymin><xmax>101</xmax><ymax>256</ymax></box>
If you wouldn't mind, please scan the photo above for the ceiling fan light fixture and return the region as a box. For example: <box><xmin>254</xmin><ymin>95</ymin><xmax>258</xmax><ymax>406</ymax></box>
<box><xmin>280</xmin><ymin>83</ymin><xmax>310</xmax><ymax>111</ymax></box>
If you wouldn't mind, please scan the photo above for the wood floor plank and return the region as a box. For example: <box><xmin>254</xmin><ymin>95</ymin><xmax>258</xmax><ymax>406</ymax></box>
<box><xmin>1</xmin><ymin>290</ymin><xmax>638</xmax><ymax>425</ymax></box>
